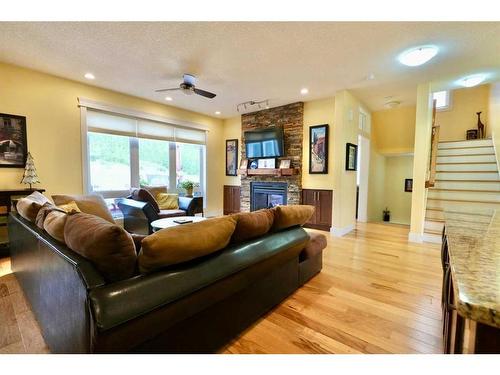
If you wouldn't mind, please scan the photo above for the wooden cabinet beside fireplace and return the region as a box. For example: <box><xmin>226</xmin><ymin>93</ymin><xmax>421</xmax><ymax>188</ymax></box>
<box><xmin>301</xmin><ymin>189</ymin><xmax>333</xmax><ymax>231</ymax></box>
<box><xmin>223</xmin><ymin>185</ymin><xmax>241</xmax><ymax>215</ymax></box>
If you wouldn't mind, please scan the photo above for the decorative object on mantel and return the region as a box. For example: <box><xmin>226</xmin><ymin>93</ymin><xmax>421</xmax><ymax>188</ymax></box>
<box><xmin>466</xmin><ymin>129</ymin><xmax>478</xmax><ymax>140</ymax></box>
<box><xmin>20</xmin><ymin>152</ymin><xmax>40</xmax><ymax>189</ymax></box>
<box><xmin>249</xmin><ymin>159</ymin><xmax>258</xmax><ymax>169</ymax></box>
<box><xmin>279</xmin><ymin>159</ymin><xmax>291</xmax><ymax>169</ymax></box>
<box><xmin>345</xmin><ymin>143</ymin><xmax>358</xmax><ymax>171</ymax></box>
<box><xmin>257</xmin><ymin>158</ymin><xmax>276</xmax><ymax>169</ymax></box>
<box><xmin>309</xmin><ymin>124</ymin><xmax>329</xmax><ymax>174</ymax></box>
<box><xmin>404</xmin><ymin>178</ymin><xmax>413</xmax><ymax>192</ymax></box>
<box><xmin>225</xmin><ymin>139</ymin><xmax>238</xmax><ymax>176</ymax></box>
<box><xmin>239</xmin><ymin>159</ymin><xmax>248</xmax><ymax>170</ymax></box>
<box><xmin>0</xmin><ymin>113</ymin><xmax>28</xmax><ymax>168</ymax></box>
<box><xmin>476</xmin><ymin>111</ymin><xmax>486</xmax><ymax>139</ymax></box>
<box><xmin>179</xmin><ymin>180</ymin><xmax>197</xmax><ymax>198</ymax></box>
<box><xmin>383</xmin><ymin>207</ymin><xmax>391</xmax><ymax>222</ymax></box>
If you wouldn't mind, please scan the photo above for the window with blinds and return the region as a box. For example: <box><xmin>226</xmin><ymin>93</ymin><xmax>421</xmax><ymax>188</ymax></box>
<box><xmin>85</xmin><ymin>109</ymin><xmax>206</xmax><ymax>197</ymax></box>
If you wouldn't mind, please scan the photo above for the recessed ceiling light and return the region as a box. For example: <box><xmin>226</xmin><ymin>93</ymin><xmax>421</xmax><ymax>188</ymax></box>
<box><xmin>398</xmin><ymin>45</ymin><xmax>438</xmax><ymax>67</ymax></box>
<box><xmin>84</xmin><ymin>72</ymin><xmax>95</xmax><ymax>80</ymax></box>
<box><xmin>215</xmin><ymin>111</ymin><xmax>221</xmax><ymax>115</ymax></box>
<box><xmin>165</xmin><ymin>96</ymin><xmax>173</xmax><ymax>101</ymax></box>
<box><xmin>457</xmin><ymin>74</ymin><xmax>486</xmax><ymax>88</ymax></box>
<box><xmin>300</xmin><ymin>88</ymin><xmax>309</xmax><ymax>95</ymax></box>
<box><xmin>366</xmin><ymin>73</ymin><xmax>376</xmax><ymax>81</ymax></box>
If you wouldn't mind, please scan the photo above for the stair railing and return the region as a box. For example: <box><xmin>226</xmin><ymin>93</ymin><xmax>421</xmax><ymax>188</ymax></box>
<box><xmin>426</xmin><ymin>99</ymin><xmax>440</xmax><ymax>188</ymax></box>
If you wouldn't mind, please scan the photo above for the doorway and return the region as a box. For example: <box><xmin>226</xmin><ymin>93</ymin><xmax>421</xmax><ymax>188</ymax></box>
<box><xmin>357</xmin><ymin>133</ymin><xmax>370</xmax><ymax>222</ymax></box>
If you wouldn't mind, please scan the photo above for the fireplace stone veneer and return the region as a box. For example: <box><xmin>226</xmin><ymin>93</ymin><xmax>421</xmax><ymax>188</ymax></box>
<box><xmin>241</xmin><ymin>102</ymin><xmax>303</xmax><ymax>212</ymax></box>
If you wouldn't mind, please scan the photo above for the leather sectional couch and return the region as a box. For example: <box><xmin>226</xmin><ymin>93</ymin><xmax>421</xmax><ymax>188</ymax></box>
<box><xmin>8</xmin><ymin>211</ymin><xmax>325</xmax><ymax>353</ymax></box>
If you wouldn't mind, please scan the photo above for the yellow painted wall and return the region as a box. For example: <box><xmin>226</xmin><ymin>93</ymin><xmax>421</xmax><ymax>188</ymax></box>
<box><xmin>437</xmin><ymin>84</ymin><xmax>490</xmax><ymax>141</ymax></box>
<box><xmin>383</xmin><ymin>155</ymin><xmax>413</xmax><ymax>225</ymax></box>
<box><xmin>222</xmin><ymin>115</ymin><xmax>241</xmax><ymax>187</ymax></box>
<box><xmin>302</xmin><ymin>98</ymin><xmax>335</xmax><ymax>189</ymax></box>
<box><xmin>489</xmin><ymin>82</ymin><xmax>500</xmax><ymax>166</ymax></box>
<box><xmin>372</xmin><ymin>106</ymin><xmax>416</xmax><ymax>154</ymax></box>
<box><xmin>367</xmin><ymin>145</ymin><xmax>386</xmax><ymax>222</ymax></box>
<box><xmin>0</xmin><ymin>62</ymin><xmax>224</xmax><ymax>215</ymax></box>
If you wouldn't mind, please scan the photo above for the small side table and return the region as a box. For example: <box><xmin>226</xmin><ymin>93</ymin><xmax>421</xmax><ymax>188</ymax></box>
<box><xmin>0</xmin><ymin>188</ymin><xmax>45</xmax><ymax>257</ymax></box>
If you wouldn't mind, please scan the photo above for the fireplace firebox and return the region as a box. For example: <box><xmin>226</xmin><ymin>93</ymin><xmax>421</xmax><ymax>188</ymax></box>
<box><xmin>250</xmin><ymin>182</ymin><xmax>287</xmax><ymax>211</ymax></box>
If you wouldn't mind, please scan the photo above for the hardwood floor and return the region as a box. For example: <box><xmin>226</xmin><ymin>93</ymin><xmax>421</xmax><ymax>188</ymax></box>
<box><xmin>0</xmin><ymin>222</ymin><xmax>442</xmax><ymax>354</ymax></box>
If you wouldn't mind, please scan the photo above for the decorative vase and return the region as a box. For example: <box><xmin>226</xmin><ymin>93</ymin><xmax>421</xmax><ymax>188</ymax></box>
<box><xmin>185</xmin><ymin>188</ymin><xmax>193</xmax><ymax>197</ymax></box>
<box><xmin>383</xmin><ymin>211</ymin><xmax>390</xmax><ymax>222</ymax></box>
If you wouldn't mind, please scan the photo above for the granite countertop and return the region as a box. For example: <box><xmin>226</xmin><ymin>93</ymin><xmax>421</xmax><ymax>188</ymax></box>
<box><xmin>444</xmin><ymin>207</ymin><xmax>500</xmax><ymax>328</ymax></box>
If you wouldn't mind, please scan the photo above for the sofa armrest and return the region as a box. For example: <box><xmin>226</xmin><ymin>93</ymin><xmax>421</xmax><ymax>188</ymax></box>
<box><xmin>178</xmin><ymin>196</ymin><xmax>203</xmax><ymax>216</ymax></box>
<box><xmin>116</xmin><ymin>198</ymin><xmax>159</xmax><ymax>235</ymax></box>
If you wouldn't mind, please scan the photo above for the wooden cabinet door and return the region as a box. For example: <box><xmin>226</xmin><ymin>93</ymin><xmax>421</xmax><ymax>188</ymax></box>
<box><xmin>224</xmin><ymin>185</ymin><xmax>241</xmax><ymax>215</ymax></box>
<box><xmin>316</xmin><ymin>190</ymin><xmax>333</xmax><ymax>228</ymax></box>
<box><xmin>301</xmin><ymin>189</ymin><xmax>317</xmax><ymax>225</ymax></box>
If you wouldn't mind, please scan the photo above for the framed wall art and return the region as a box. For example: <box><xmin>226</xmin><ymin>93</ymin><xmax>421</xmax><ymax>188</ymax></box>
<box><xmin>405</xmin><ymin>178</ymin><xmax>413</xmax><ymax>192</ymax></box>
<box><xmin>309</xmin><ymin>124</ymin><xmax>328</xmax><ymax>174</ymax></box>
<box><xmin>225</xmin><ymin>139</ymin><xmax>238</xmax><ymax>176</ymax></box>
<box><xmin>345</xmin><ymin>143</ymin><xmax>358</xmax><ymax>171</ymax></box>
<box><xmin>0</xmin><ymin>113</ymin><xmax>28</xmax><ymax>168</ymax></box>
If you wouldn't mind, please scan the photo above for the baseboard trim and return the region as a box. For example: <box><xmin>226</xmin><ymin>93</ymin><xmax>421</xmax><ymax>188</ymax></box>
<box><xmin>304</xmin><ymin>223</ymin><xmax>331</xmax><ymax>232</ymax></box>
<box><xmin>408</xmin><ymin>232</ymin><xmax>424</xmax><ymax>243</ymax></box>
<box><xmin>330</xmin><ymin>224</ymin><xmax>354</xmax><ymax>237</ymax></box>
<box><xmin>422</xmin><ymin>233</ymin><xmax>443</xmax><ymax>244</ymax></box>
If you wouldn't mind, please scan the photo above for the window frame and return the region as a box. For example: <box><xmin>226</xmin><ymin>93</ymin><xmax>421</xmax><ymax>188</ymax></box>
<box><xmin>79</xmin><ymin>99</ymin><xmax>208</xmax><ymax>203</ymax></box>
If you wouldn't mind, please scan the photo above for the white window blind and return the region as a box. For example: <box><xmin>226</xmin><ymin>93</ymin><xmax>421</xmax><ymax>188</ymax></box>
<box><xmin>87</xmin><ymin>109</ymin><xmax>206</xmax><ymax>144</ymax></box>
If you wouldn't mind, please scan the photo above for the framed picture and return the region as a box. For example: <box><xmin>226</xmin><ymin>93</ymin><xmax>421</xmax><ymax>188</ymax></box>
<box><xmin>345</xmin><ymin>143</ymin><xmax>358</xmax><ymax>171</ymax></box>
<box><xmin>466</xmin><ymin>129</ymin><xmax>478</xmax><ymax>140</ymax></box>
<box><xmin>0</xmin><ymin>113</ymin><xmax>27</xmax><ymax>168</ymax></box>
<box><xmin>225</xmin><ymin>139</ymin><xmax>238</xmax><ymax>176</ymax></box>
<box><xmin>279</xmin><ymin>159</ymin><xmax>291</xmax><ymax>169</ymax></box>
<box><xmin>240</xmin><ymin>158</ymin><xmax>248</xmax><ymax>170</ymax></box>
<box><xmin>405</xmin><ymin>179</ymin><xmax>413</xmax><ymax>192</ymax></box>
<box><xmin>309</xmin><ymin>124</ymin><xmax>329</xmax><ymax>174</ymax></box>
<box><xmin>257</xmin><ymin>158</ymin><xmax>276</xmax><ymax>169</ymax></box>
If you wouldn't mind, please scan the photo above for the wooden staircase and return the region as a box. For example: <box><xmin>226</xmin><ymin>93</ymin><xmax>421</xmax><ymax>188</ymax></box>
<box><xmin>423</xmin><ymin>138</ymin><xmax>500</xmax><ymax>243</ymax></box>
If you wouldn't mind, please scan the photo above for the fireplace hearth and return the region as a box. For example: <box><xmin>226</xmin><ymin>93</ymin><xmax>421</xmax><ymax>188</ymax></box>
<box><xmin>250</xmin><ymin>182</ymin><xmax>287</xmax><ymax>211</ymax></box>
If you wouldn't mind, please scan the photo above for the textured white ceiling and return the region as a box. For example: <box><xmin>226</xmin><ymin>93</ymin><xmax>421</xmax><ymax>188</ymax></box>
<box><xmin>0</xmin><ymin>22</ymin><xmax>499</xmax><ymax>117</ymax></box>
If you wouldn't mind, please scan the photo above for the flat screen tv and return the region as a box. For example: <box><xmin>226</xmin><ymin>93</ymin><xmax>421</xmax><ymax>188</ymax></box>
<box><xmin>244</xmin><ymin>127</ymin><xmax>284</xmax><ymax>158</ymax></box>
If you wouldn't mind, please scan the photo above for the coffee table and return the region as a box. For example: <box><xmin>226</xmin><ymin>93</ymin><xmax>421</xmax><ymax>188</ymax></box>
<box><xmin>150</xmin><ymin>216</ymin><xmax>207</xmax><ymax>232</ymax></box>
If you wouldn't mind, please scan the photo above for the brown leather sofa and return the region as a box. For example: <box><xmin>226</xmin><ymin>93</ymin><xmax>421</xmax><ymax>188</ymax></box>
<box><xmin>8</xmin><ymin>212</ymin><xmax>324</xmax><ymax>353</ymax></box>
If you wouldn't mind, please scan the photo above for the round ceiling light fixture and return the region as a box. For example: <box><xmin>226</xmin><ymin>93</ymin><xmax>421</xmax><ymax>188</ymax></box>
<box><xmin>457</xmin><ymin>74</ymin><xmax>486</xmax><ymax>88</ymax></box>
<box><xmin>300</xmin><ymin>88</ymin><xmax>309</xmax><ymax>95</ymax></box>
<box><xmin>398</xmin><ymin>45</ymin><xmax>438</xmax><ymax>67</ymax></box>
<box><xmin>165</xmin><ymin>96</ymin><xmax>173</xmax><ymax>101</ymax></box>
<box><xmin>84</xmin><ymin>72</ymin><xmax>95</xmax><ymax>80</ymax></box>
<box><xmin>384</xmin><ymin>100</ymin><xmax>401</xmax><ymax>109</ymax></box>
<box><xmin>215</xmin><ymin>111</ymin><xmax>221</xmax><ymax>115</ymax></box>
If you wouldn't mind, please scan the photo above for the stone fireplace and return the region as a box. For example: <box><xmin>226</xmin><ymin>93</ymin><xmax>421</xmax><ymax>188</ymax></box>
<box><xmin>241</xmin><ymin>102</ymin><xmax>303</xmax><ymax>212</ymax></box>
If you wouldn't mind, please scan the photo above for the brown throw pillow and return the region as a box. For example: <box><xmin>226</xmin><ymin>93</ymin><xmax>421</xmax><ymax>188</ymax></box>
<box><xmin>231</xmin><ymin>209</ymin><xmax>274</xmax><ymax>244</ymax></box>
<box><xmin>131</xmin><ymin>188</ymin><xmax>160</xmax><ymax>213</ymax></box>
<box><xmin>52</xmin><ymin>194</ymin><xmax>114</xmax><ymax>223</ymax></box>
<box><xmin>35</xmin><ymin>202</ymin><xmax>63</xmax><ymax>229</ymax></box>
<box><xmin>272</xmin><ymin>205</ymin><xmax>315</xmax><ymax>232</ymax></box>
<box><xmin>138</xmin><ymin>216</ymin><xmax>237</xmax><ymax>273</ymax></box>
<box><xmin>43</xmin><ymin>210</ymin><xmax>68</xmax><ymax>243</ymax></box>
<box><xmin>16</xmin><ymin>191</ymin><xmax>50</xmax><ymax>222</ymax></box>
<box><xmin>64</xmin><ymin>212</ymin><xmax>137</xmax><ymax>282</ymax></box>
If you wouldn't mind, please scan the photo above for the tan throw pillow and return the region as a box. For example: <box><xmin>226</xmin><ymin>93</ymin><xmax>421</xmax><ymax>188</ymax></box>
<box><xmin>138</xmin><ymin>216</ymin><xmax>237</xmax><ymax>273</ymax></box>
<box><xmin>141</xmin><ymin>185</ymin><xmax>167</xmax><ymax>200</ymax></box>
<box><xmin>43</xmin><ymin>210</ymin><xmax>68</xmax><ymax>244</ymax></box>
<box><xmin>16</xmin><ymin>191</ymin><xmax>50</xmax><ymax>222</ymax></box>
<box><xmin>35</xmin><ymin>202</ymin><xmax>62</xmax><ymax>229</ymax></box>
<box><xmin>52</xmin><ymin>194</ymin><xmax>114</xmax><ymax>223</ymax></box>
<box><xmin>156</xmin><ymin>193</ymin><xmax>179</xmax><ymax>210</ymax></box>
<box><xmin>231</xmin><ymin>209</ymin><xmax>274</xmax><ymax>244</ymax></box>
<box><xmin>57</xmin><ymin>201</ymin><xmax>81</xmax><ymax>214</ymax></box>
<box><xmin>272</xmin><ymin>205</ymin><xmax>315</xmax><ymax>232</ymax></box>
<box><xmin>64</xmin><ymin>213</ymin><xmax>137</xmax><ymax>282</ymax></box>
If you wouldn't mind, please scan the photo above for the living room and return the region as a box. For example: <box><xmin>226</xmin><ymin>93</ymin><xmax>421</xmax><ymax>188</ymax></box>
<box><xmin>1</xmin><ymin>1</ymin><xmax>500</xmax><ymax>373</ymax></box>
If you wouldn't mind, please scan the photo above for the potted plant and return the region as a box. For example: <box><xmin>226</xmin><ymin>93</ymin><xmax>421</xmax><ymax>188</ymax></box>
<box><xmin>180</xmin><ymin>180</ymin><xmax>196</xmax><ymax>197</ymax></box>
<box><xmin>383</xmin><ymin>207</ymin><xmax>390</xmax><ymax>222</ymax></box>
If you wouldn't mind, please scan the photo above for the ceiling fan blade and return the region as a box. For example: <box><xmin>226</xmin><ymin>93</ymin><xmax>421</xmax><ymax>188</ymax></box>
<box><xmin>183</xmin><ymin>74</ymin><xmax>196</xmax><ymax>86</ymax></box>
<box><xmin>194</xmin><ymin>88</ymin><xmax>216</xmax><ymax>99</ymax></box>
<box><xmin>155</xmin><ymin>88</ymin><xmax>181</xmax><ymax>92</ymax></box>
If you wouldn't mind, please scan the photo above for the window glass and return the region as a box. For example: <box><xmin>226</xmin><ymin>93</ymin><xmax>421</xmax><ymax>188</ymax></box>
<box><xmin>433</xmin><ymin>90</ymin><xmax>449</xmax><ymax>109</ymax></box>
<box><xmin>139</xmin><ymin>138</ymin><xmax>170</xmax><ymax>187</ymax></box>
<box><xmin>88</xmin><ymin>132</ymin><xmax>131</xmax><ymax>191</ymax></box>
<box><xmin>176</xmin><ymin>142</ymin><xmax>203</xmax><ymax>195</ymax></box>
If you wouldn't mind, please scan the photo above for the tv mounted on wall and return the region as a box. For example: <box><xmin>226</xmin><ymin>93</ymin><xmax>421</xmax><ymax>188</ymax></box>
<box><xmin>244</xmin><ymin>126</ymin><xmax>284</xmax><ymax>158</ymax></box>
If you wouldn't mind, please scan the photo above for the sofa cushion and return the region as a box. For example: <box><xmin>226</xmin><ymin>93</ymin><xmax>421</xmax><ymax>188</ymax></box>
<box><xmin>64</xmin><ymin>212</ymin><xmax>137</xmax><ymax>282</ymax></box>
<box><xmin>231</xmin><ymin>209</ymin><xmax>274</xmax><ymax>244</ymax></box>
<box><xmin>158</xmin><ymin>209</ymin><xmax>186</xmax><ymax>218</ymax></box>
<box><xmin>43</xmin><ymin>210</ymin><xmax>68</xmax><ymax>244</ymax></box>
<box><xmin>138</xmin><ymin>216</ymin><xmax>237</xmax><ymax>273</ymax></box>
<box><xmin>16</xmin><ymin>191</ymin><xmax>50</xmax><ymax>223</ymax></box>
<box><xmin>131</xmin><ymin>188</ymin><xmax>160</xmax><ymax>213</ymax></box>
<box><xmin>300</xmin><ymin>231</ymin><xmax>327</xmax><ymax>261</ymax></box>
<box><xmin>35</xmin><ymin>202</ymin><xmax>65</xmax><ymax>229</ymax></box>
<box><xmin>57</xmin><ymin>201</ymin><xmax>81</xmax><ymax>214</ymax></box>
<box><xmin>272</xmin><ymin>205</ymin><xmax>315</xmax><ymax>232</ymax></box>
<box><xmin>156</xmin><ymin>193</ymin><xmax>179</xmax><ymax>210</ymax></box>
<box><xmin>52</xmin><ymin>194</ymin><xmax>114</xmax><ymax>223</ymax></box>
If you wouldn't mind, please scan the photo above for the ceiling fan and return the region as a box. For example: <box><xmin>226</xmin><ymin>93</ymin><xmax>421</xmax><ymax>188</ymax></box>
<box><xmin>155</xmin><ymin>74</ymin><xmax>216</xmax><ymax>99</ymax></box>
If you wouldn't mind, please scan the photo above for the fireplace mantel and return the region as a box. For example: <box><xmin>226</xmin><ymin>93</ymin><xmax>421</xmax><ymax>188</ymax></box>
<box><xmin>238</xmin><ymin>168</ymin><xmax>299</xmax><ymax>177</ymax></box>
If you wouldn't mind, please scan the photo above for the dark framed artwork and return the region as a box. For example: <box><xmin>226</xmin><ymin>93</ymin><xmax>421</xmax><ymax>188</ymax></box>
<box><xmin>0</xmin><ymin>113</ymin><xmax>27</xmax><ymax>168</ymax></box>
<box><xmin>405</xmin><ymin>178</ymin><xmax>413</xmax><ymax>192</ymax></box>
<box><xmin>466</xmin><ymin>129</ymin><xmax>478</xmax><ymax>140</ymax></box>
<box><xmin>225</xmin><ymin>139</ymin><xmax>238</xmax><ymax>176</ymax></box>
<box><xmin>345</xmin><ymin>143</ymin><xmax>358</xmax><ymax>171</ymax></box>
<box><xmin>309</xmin><ymin>124</ymin><xmax>329</xmax><ymax>174</ymax></box>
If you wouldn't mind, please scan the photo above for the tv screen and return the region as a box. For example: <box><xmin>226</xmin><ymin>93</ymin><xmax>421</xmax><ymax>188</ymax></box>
<box><xmin>244</xmin><ymin>127</ymin><xmax>284</xmax><ymax>158</ymax></box>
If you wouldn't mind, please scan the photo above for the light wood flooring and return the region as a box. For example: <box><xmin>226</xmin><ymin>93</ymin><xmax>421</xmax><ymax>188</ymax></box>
<box><xmin>0</xmin><ymin>222</ymin><xmax>442</xmax><ymax>354</ymax></box>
